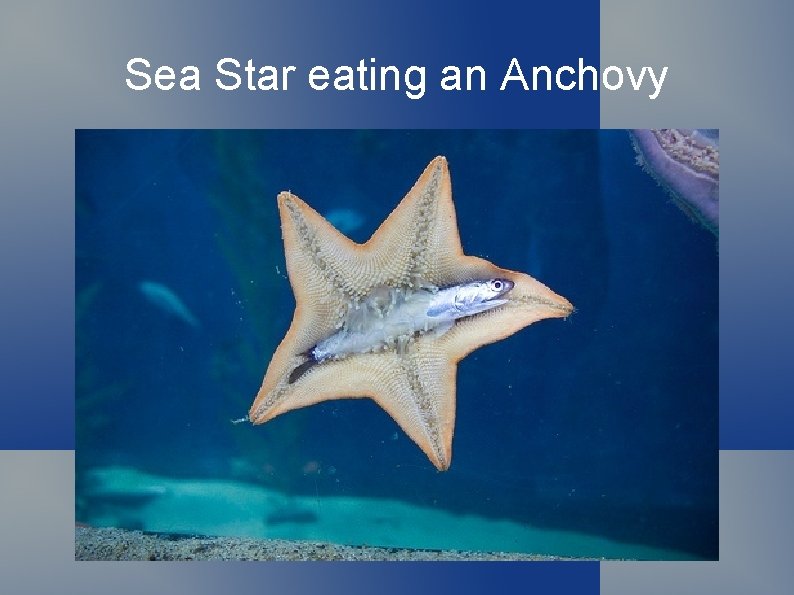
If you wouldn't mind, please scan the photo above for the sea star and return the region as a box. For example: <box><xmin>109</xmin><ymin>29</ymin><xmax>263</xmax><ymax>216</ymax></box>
<box><xmin>249</xmin><ymin>156</ymin><xmax>572</xmax><ymax>470</ymax></box>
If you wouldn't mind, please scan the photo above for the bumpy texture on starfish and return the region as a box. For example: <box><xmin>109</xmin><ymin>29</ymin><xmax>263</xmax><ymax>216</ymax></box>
<box><xmin>249</xmin><ymin>156</ymin><xmax>572</xmax><ymax>470</ymax></box>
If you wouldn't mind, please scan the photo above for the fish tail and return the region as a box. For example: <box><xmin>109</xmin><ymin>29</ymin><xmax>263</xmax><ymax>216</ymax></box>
<box><xmin>288</xmin><ymin>351</ymin><xmax>317</xmax><ymax>384</ymax></box>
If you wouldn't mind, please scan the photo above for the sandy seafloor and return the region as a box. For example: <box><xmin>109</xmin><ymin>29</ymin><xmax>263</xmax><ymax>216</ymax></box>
<box><xmin>75</xmin><ymin>466</ymin><xmax>695</xmax><ymax>561</ymax></box>
<box><xmin>75</xmin><ymin>527</ymin><xmax>574</xmax><ymax>561</ymax></box>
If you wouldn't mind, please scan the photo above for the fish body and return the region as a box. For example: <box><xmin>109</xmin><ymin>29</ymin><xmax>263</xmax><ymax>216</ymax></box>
<box><xmin>138</xmin><ymin>280</ymin><xmax>200</xmax><ymax>328</ymax></box>
<box><xmin>289</xmin><ymin>279</ymin><xmax>513</xmax><ymax>383</ymax></box>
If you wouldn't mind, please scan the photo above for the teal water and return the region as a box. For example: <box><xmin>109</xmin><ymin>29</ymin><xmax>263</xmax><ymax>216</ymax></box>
<box><xmin>76</xmin><ymin>130</ymin><xmax>718</xmax><ymax>560</ymax></box>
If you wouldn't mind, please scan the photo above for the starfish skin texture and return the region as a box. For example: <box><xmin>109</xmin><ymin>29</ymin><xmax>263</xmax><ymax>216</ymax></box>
<box><xmin>249</xmin><ymin>156</ymin><xmax>573</xmax><ymax>470</ymax></box>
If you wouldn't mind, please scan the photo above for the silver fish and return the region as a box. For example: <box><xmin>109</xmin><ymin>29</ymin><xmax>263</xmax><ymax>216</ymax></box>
<box><xmin>289</xmin><ymin>278</ymin><xmax>513</xmax><ymax>383</ymax></box>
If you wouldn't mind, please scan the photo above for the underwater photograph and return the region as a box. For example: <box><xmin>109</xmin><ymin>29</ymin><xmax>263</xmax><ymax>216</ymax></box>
<box><xmin>75</xmin><ymin>130</ymin><xmax>718</xmax><ymax>561</ymax></box>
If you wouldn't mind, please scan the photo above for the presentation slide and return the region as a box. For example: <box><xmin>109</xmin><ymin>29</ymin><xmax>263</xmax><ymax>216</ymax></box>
<box><xmin>2</xmin><ymin>1</ymin><xmax>792</xmax><ymax>593</ymax></box>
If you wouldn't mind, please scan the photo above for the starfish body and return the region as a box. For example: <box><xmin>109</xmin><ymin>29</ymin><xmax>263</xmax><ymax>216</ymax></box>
<box><xmin>249</xmin><ymin>157</ymin><xmax>572</xmax><ymax>470</ymax></box>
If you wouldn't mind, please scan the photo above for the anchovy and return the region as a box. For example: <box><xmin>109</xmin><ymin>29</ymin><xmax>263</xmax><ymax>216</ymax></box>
<box><xmin>288</xmin><ymin>278</ymin><xmax>513</xmax><ymax>383</ymax></box>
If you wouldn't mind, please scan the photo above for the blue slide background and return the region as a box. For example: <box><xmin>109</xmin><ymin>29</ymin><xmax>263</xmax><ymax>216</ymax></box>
<box><xmin>2</xmin><ymin>0</ymin><xmax>794</xmax><ymax>593</ymax></box>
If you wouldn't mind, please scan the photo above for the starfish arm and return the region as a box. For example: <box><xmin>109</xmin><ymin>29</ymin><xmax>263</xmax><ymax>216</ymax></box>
<box><xmin>364</xmin><ymin>156</ymin><xmax>467</xmax><ymax>288</ymax></box>
<box><xmin>277</xmin><ymin>192</ymin><xmax>366</xmax><ymax>351</ymax></box>
<box><xmin>250</xmin><ymin>347</ymin><xmax>457</xmax><ymax>471</ymax></box>
<box><xmin>368</xmin><ymin>346</ymin><xmax>457</xmax><ymax>471</ymax></box>
<box><xmin>437</xmin><ymin>256</ymin><xmax>574</xmax><ymax>360</ymax></box>
<box><xmin>249</xmin><ymin>192</ymin><xmax>367</xmax><ymax>420</ymax></box>
<box><xmin>251</xmin><ymin>351</ymin><xmax>382</xmax><ymax>424</ymax></box>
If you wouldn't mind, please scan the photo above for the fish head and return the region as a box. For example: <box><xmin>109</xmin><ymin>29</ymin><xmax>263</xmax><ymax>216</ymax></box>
<box><xmin>481</xmin><ymin>278</ymin><xmax>514</xmax><ymax>300</ymax></box>
<box><xmin>456</xmin><ymin>278</ymin><xmax>514</xmax><ymax>309</ymax></box>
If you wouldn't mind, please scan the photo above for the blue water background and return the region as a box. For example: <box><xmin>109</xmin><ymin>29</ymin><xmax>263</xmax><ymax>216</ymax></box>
<box><xmin>75</xmin><ymin>130</ymin><xmax>718</xmax><ymax>558</ymax></box>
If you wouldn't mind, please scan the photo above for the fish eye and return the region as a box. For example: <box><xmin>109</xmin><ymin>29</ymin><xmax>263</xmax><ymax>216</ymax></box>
<box><xmin>493</xmin><ymin>280</ymin><xmax>503</xmax><ymax>290</ymax></box>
